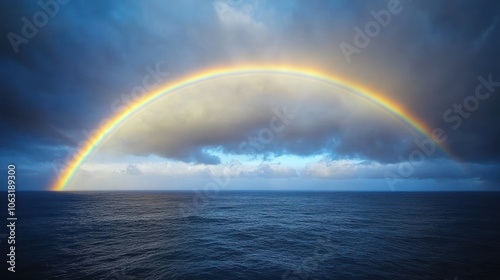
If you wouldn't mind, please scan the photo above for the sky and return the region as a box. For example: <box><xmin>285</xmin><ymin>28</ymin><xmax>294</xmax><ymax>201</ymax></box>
<box><xmin>1</xmin><ymin>0</ymin><xmax>500</xmax><ymax>191</ymax></box>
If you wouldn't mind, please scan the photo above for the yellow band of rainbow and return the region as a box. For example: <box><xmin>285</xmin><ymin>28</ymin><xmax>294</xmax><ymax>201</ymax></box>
<box><xmin>51</xmin><ymin>65</ymin><xmax>450</xmax><ymax>191</ymax></box>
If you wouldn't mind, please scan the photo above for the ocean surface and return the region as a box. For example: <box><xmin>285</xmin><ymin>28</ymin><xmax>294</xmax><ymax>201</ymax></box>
<box><xmin>1</xmin><ymin>191</ymin><xmax>500</xmax><ymax>279</ymax></box>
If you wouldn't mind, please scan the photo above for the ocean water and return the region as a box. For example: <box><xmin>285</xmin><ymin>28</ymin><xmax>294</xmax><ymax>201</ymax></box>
<box><xmin>1</xmin><ymin>191</ymin><xmax>500</xmax><ymax>279</ymax></box>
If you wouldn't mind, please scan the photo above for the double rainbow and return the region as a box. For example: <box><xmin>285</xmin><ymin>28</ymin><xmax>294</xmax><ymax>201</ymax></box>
<box><xmin>51</xmin><ymin>65</ymin><xmax>448</xmax><ymax>191</ymax></box>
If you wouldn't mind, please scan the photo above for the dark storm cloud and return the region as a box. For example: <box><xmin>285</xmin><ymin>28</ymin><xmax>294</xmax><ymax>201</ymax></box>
<box><xmin>0</xmin><ymin>1</ymin><xmax>214</xmax><ymax>145</ymax></box>
<box><xmin>330</xmin><ymin>0</ymin><xmax>500</xmax><ymax>162</ymax></box>
<box><xmin>1</xmin><ymin>0</ymin><xmax>500</xmax><ymax>188</ymax></box>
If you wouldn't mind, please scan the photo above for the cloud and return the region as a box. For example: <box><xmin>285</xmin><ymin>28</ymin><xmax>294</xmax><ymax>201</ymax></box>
<box><xmin>69</xmin><ymin>155</ymin><xmax>500</xmax><ymax>191</ymax></box>
<box><xmin>301</xmin><ymin>159</ymin><xmax>466</xmax><ymax>180</ymax></box>
<box><xmin>126</xmin><ymin>164</ymin><xmax>142</xmax><ymax>176</ymax></box>
<box><xmin>96</xmin><ymin>73</ymin><xmax>419</xmax><ymax>164</ymax></box>
<box><xmin>75</xmin><ymin>158</ymin><xmax>297</xmax><ymax>181</ymax></box>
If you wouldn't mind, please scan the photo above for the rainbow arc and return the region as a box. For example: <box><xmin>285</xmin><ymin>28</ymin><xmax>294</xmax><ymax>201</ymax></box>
<box><xmin>52</xmin><ymin>65</ymin><xmax>451</xmax><ymax>191</ymax></box>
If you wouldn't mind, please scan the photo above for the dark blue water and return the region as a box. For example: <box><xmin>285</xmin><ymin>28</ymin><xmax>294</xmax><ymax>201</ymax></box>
<box><xmin>1</xmin><ymin>192</ymin><xmax>499</xmax><ymax>279</ymax></box>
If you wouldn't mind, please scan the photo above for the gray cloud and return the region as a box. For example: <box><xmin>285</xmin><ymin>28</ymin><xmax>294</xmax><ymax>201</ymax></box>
<box><xmin>125</xmin><ymin>164</ymin><xmax>142</xmax><ymax>176</ymax></box>
<box><xmin>97</xmin><ymin>74</ymin><xmax>420</xmax><ymax>164</ymax></box>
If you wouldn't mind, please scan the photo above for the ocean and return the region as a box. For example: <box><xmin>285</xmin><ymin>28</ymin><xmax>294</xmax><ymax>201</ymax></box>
<box><xmin>1</xmin><ymin>191</ymin><xmax>499</xmax><ymax>279</ymax></box>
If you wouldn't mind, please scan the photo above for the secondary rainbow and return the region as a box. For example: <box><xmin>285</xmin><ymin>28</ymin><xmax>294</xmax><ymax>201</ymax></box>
<box><xmin>51</xmin><ymin>65</ymin><xmax>449</xmax><ymax>191</ymax></box>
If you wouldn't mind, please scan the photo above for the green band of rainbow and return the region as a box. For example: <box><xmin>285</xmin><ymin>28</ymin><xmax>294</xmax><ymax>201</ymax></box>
<box><xmin>52</xmin><ymin>65</ymin><xmax>451</xmax><ymax>191</ymax></box>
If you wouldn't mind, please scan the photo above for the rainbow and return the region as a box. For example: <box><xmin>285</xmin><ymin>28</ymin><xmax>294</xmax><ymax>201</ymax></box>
<box><xmin>51</xmin><ymin>65</ymin><xmax>449</xmax><ymax>191</ymax></box>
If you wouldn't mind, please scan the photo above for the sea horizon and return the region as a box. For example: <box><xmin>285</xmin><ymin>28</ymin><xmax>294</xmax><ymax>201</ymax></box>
<box><xmin>6</xmin><ymin>189</ymin><xmax>500</xmax><ymax>193</ymax></box>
